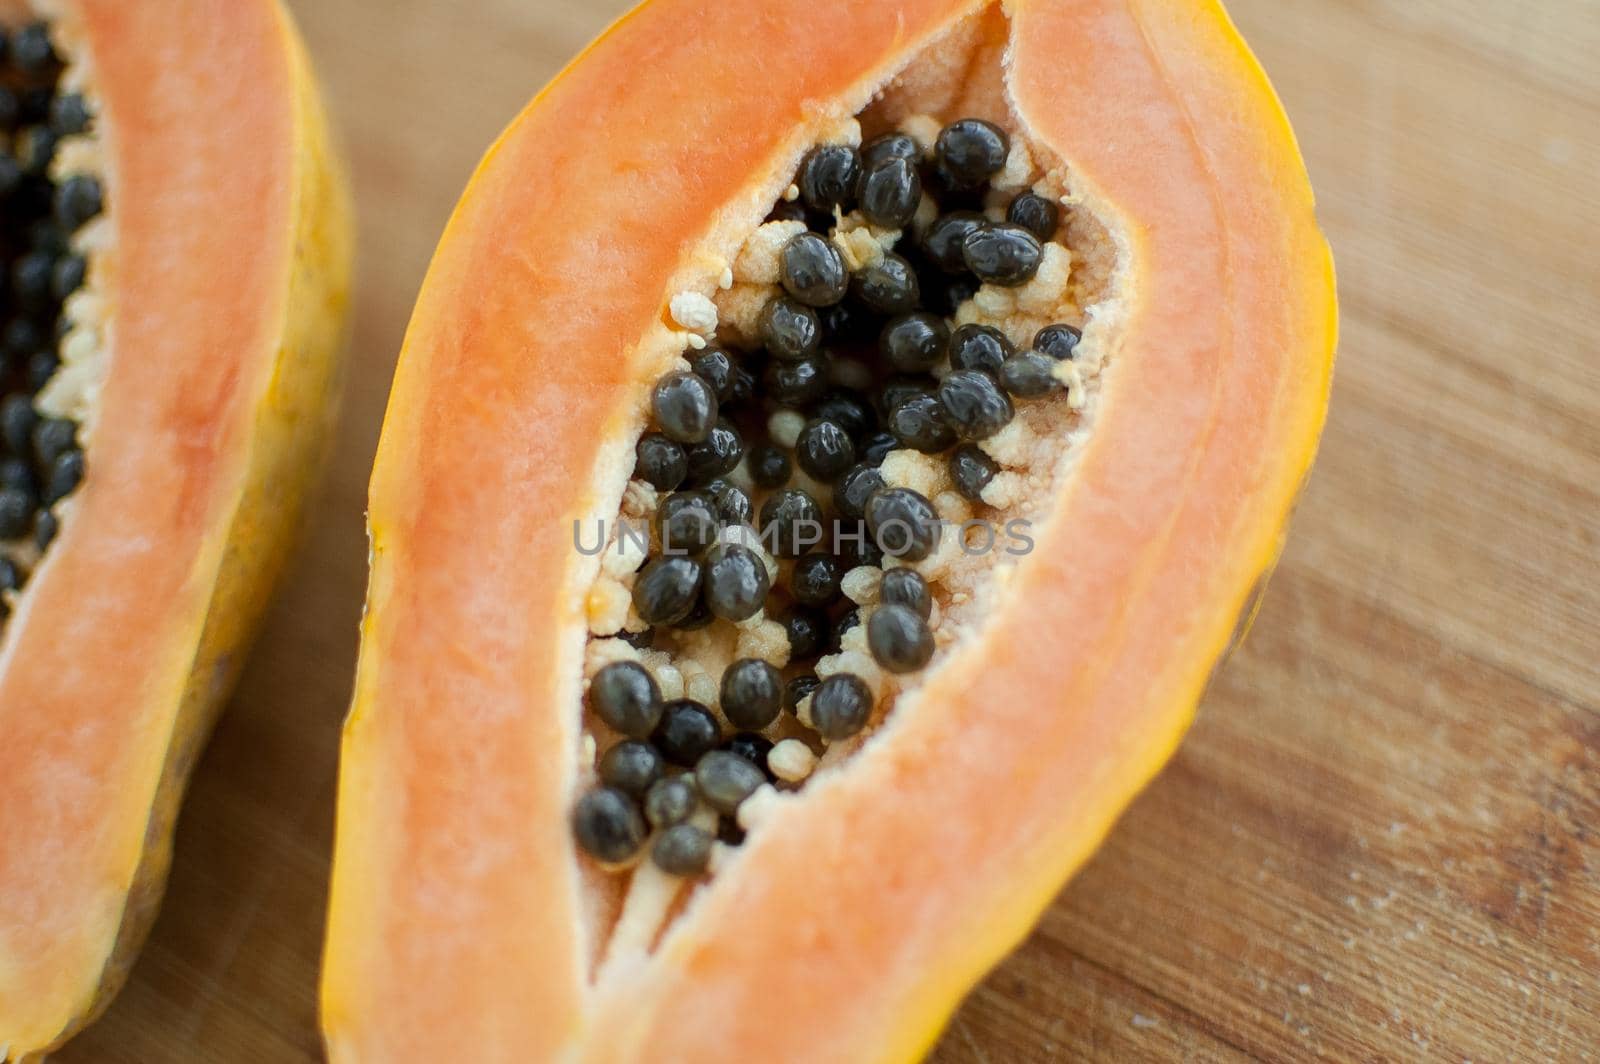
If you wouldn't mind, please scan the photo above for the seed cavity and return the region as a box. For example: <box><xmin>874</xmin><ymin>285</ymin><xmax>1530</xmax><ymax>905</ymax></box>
<box><xmin>571</xmin><ymin>96</ymin><xmax>1114</xmax><ymax>902</ymax></box>
<box><xmin>0</xmin><ymin>20</ymin><xmax>105</xmax><ymax>626</ymax></box>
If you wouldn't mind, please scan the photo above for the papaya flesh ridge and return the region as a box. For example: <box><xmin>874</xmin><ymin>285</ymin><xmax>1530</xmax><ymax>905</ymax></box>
<box><xmin>322</xmin><ymin>0</ymin><xmax>1334</xmax><ymax>1060</ymax></box>
<box><xmin>0</xmin><ymin>1</ymin><xmax>352</xmax><ymax>1057</ymax></box>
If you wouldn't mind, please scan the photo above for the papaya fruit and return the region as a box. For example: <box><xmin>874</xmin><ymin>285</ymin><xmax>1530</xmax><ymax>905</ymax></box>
<box><xmin>0</xmin><ymin>1</ymin><xmax>350</xmax><ymax>1057</ymax></box>
<box><xmin>322</xmin><ymin>0</ymin><xmax>1332</xmax><ymax>1059</ymax></box>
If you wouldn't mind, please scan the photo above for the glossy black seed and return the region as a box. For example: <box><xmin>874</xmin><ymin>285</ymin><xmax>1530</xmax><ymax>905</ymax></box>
<box><xmin>763</xmin><ymin>353</ymin><xmax>829</xmax><ymax>407</ymax></box>
<box><xmin>651</xmin><ymin>371</ymin><xmax>718</xmax><ymax>444</ymax></box>
<box><xmin>999</xmin><ymin>351</ymin><xmax>1061</xmax><ymax>398</ymax></box>
<box><xmin>589</xmin><ymin>661</ymin><xmax>664</xmax><ymax>739</ymax></box>
<box><xmin>880</xmin><ymin>312</ymin><xmax>948</xmax><ymax>373</ymax></box>
<box><xmin>1008</xmin><ymin>191</ymin><xmax>1060</xmax><ymax>241</ymax></box>
<box><xmin>705</xmin><ymin>478</ymin><xmax>753</xmax><ymax>526</ymax></box>
<box><xmin>809</xmin><ymin>673</ymin><xmax>874</xmax><ymax>740</ymax></box>
<box><xmin>725</xmin><ymin>732</ymin><xmax>774</xmax><ymax>775</ymax></box>
<box><xmin>782</xmin><ymin>608</ymin><xmax>827</xmax><ymax>660</ymax></box>
<box><xmin>634</xmin><ymin>432</ymin><xmax>688</xmax><ymax>491</ymax></box>
<box><xmin>688</xmin><ymin>347</ymin><xmax>737</xmax><ymax>401</ymax></box>
<box><xmin>33</xmin><ymin>509</ymin><xmax>56</xmax><ymax>550</ymax></box>
<box><xmin>759</xmin><ymin>297</ymin><xmax>821</xmax><ymax>361</ymax></box>
<box><xmin>938</xmin><ymin>369</ymin><xmax>1014</xmax><ymax>440</ymax></box>
<box><xmin>879</xmin><ymin>569</ymin><xmax>932</xmax><ymax>621</ymax></box>
<box><xmin>829</xmin><ymin>607</ymin><xmax>861</xmax><ymax>651</ymax></box>
<box><xmin>0</xmin><ymin>88</ymin><xmax>16</xmax><ymax>132</ymax></box>
<box><xmin>620</xmin><ymin>627</ymin><xmax>656</xmax><ymax>650</ymax></box>
<box><xmin>720</xmin><ymin>657</ymin><xmax>782</xmax><ymax>730</ymax></box>
<box><xmin>858</xmin><ymin>431</ymin><xmax>897</xmax><ymax>466</ymax></box>
<box><xmin>887</xmin><ymin>393</ymin><xmax>956</xmax><ymax>454</ymax></box>
<box><xmin>695</xmin><ymin>749</ymin><xmax>767</xmax><ymax>814</ymax></box>
<box><xmin>797</xmin><ymin>144</ymin><xmax>861</xmax><ymax>213</ymax></box>
<box><xmin>26</xmin><ymin>351</ymin><xmax>58</xmax><ymax>393</ymax></box>
<box><xmin>790</xmin><ymin>552</ymin><xmax>842</xmax><ymax>608</ymax></box>
<box><xmin>850</xmin><ymin>252</ymin><xmax>920</xmax><ymax>315</ymax></box>
<box><xmin>653</xmin><ymin>700</ymin><xmax>721</xmax><ymax>766</ymax></box>
<box><xmin>795</xmin><ymin>418</ymin><xmax>856</xmax><ymax>481</ymax></box>
<box><xmin>858</xmin><ymin>156</ymin><xmax>921</xmax><ymax>229</ymax></box>
<box><xmin>1</xmin><ymin>395</ymin><xmax>36</xmax><ymax>456</ymax></box>
<box><xmin>748</xmin><ymin>443</ymin><xmax>792</xmax><ymax>490</ymax></box>
<box><xmin>949</xmin><ymin>444</ymin><xmax>998</xmax><ymax>503</ymax></box>
<box><xmin>49</xmin><ymin>93</ymin><xmax>90</xmax><ymax>136</ymax></box>
<box><xmin>867</xmin><ymin>604</ymin><xmax>936</xmax><ymax>674</ymax></box>
<box><xmin>702</xmin><ymin>543</ymin><xmax>771</xmax><ymax>622</ymax></box>
<box><xmin>758</xmin><ymin>488</ymin><xmax>823</xmax><ymax>558</ymax></box>
<box><xmin>861</xmin><ymin>131</ymin><xmax>920</xmax><ymax>168</ymax></box>
<box><xmin>679</xmin><ymin>593</ymin><xmax>721</xmax><ymax>631</ymax></box>
<box><xmin>0</xmin><ymin>557</ymin><xmax>20</xmax><ymax>593</ymax></box>
<box><xmin>31</xmin><ymin>417</ymin><xmax>75</xmax><ymax>468</ymax></box>
<box><xmin>11</xmin><ymin>23</ymin><xmax>56</xmax><ymax>72</ymax></box>
<box><xmin>948</xmin><ymin>323</ymin><xmax>1013</xmax><ymax>377</ymax></box>
<box><xmin>573</xmin><ymin>787</ymin><xmax>646</xmax><ymax>864</ymax></box>
<box><xmin>879</xmin><ymin>375</ymin><xmax>933</xmax><ymax>416</ymax></box>
<box><xmin>922</xmin><ymin>211</ymin><xmax>986</xmax><ymax>274</ymax></box>
<box><xmin>652</xmin><ymin>823</ymin><xmax>713</xmax><ymax>876</ymax></box>
<box><xmin>935</xmin><ymin>118</ymin><xmax>1008</xmax><ymax>189</ymax></box>
<box><xmin>599</xmin><ymin>740</ymin><xmax>665</xmax><ymax>798</ymax></box>
<box><xmin>866</xmin><ymin>487</ymin><xmax>942</xmax><ymax>561</ymax></box>
<box><xmin>643</xmin><ymin>776</ymin><xmax>697</xmax><ymax>828</ymax></box>
<box><xmin>780</xmin><ymin>233</ymin><xmax>848</xmax><ymax>307</ymax></box>
<box><xmin>962</xmin><ymin>223</ymin><xmax>1043</xmax><ymax>286</ymax></box>
<box><xmin>655</xmin><ymin>491</ymin><xmax>720</xmax><ymax>556</ymax></box>
<box><xmin>632</xmin><ymin>556</ymin><xmax>703</xmax><ymax>625</ymax></box>
<box><xmin>50</xmin><ymin>253</ymin><xmax>86</xmax><ymax>302</ymax></box>
<box><xmin>834</xmin><ymin>463</ymin><xmax>886</xmax><ymax>520</ymax></box>
<box><xmin>684</xmin><ymin>420</ymin><xmax>744</xmax><ymax>485</ymax></box>
<box><xmin>784</xmin><ymin>674</ymin><xmax>821</xmax><ymax>714</ymax></box>
<box><xmin>43</xmin><ymin>448</ymin><xmax>82</xmax><ymax>504</ymax></box>
<box><xmin>0</xmin><ymin>488</ymin><xmax>31</xmax><ymax>539</ymax></box>
<box><xmin>816</xmin><ymin>391</ymin><xmax>875</xmax><ymax>436</ymax></box>
<box><xmin>54</xmin><ymin>175</ymin><xmax>102</xmax><ymax>231</ymax></box>
<box><xmin>16</xmin><ymin>126</ymin><xmax>55</xmax><ymax>175</ymax></box>
<box><xmin>1034</xmin><ymin>322</ymin><xmax>1084</xmax><ymax>361</ymax></box>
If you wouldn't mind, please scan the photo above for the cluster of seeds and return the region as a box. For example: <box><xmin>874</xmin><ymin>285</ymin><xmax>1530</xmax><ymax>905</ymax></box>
<box><xmin>575</xmin><ymin>115</ymin><xmax>1085</xmax><ymax>877</ymax></box>
<box><xmin>0</xmin><ymin>21</ymin><xmax>99</xmax><ymax>617</ymax></box>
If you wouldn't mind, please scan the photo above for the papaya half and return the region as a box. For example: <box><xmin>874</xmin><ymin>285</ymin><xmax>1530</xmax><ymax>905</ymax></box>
<box><xmin>0</xmin><ymin>1</ymin><xmax>350</xmax><ymax>1057</ymax></box>
<box><xmin>323</xmin><ymin>0</ymin><xmax>1332</xmax><ymax>1060</ymax></box>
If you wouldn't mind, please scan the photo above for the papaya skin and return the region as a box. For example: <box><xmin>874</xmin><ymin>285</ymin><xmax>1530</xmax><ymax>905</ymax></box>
<box><xmin>322</xmin><ymin>0</ymin><xmax>1332</xmax><ymax>1060</ymax></box>
<box><xmin>0</xmin><ymin>1</ymin><xmax>352</xmax><ymax>1057</ymax></box>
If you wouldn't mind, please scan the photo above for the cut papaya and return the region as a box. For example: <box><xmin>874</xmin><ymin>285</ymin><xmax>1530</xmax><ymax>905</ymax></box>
<box><xmin>0</xmin><ymin>1</ymin><xmax>351</xmax><ymax>1057</ymax></box>
<box><xmin>323</xmin><ymin>0</ymin><xmax>1332</xmax><ymax>1060</ymax></box>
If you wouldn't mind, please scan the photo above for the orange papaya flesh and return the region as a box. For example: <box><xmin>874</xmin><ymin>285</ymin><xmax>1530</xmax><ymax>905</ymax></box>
<box><xmin>0</xmin><ymin>1</ymin><xmax>351</xmax><ymax>1057</ymax></box>
<box><xmin>322</xmin><ymin>0</ymin><xmax>1333</xmax><ymax>1060</ymax></box>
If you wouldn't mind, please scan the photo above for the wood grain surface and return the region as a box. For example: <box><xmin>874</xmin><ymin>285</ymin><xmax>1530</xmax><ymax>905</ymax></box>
<box><xmin>55</xmin><ymin>0</ymin><xmax>1600</xmax><ymax>1060</ymax></box>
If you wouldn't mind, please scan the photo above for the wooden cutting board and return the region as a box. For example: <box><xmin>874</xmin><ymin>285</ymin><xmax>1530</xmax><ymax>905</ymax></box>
<box><xmin>54</xmin><ymin>0</ymin><xmax>1600</xmax><ymax>1059</ymax></box>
